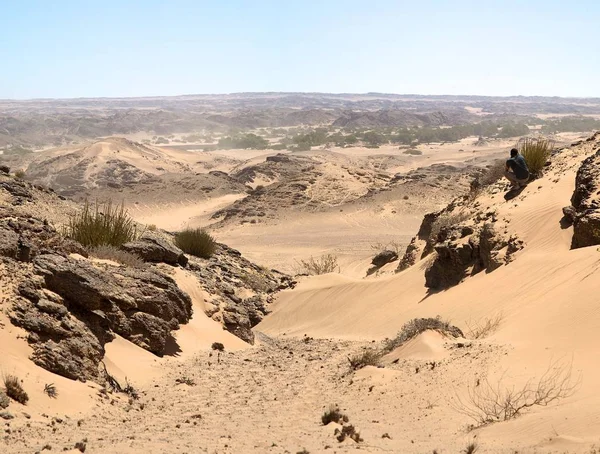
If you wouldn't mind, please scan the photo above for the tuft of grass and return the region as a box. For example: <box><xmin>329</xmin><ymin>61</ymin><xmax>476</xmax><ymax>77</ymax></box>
<box><xmin>14</xmin><ymin>169</ymin><xmax>26</xmax><ymax>179</ymax></box>
<box><xmin>146</xmin><ymin>223</ymin><xmax>157</xmax><ymax>231</ymax></box>
<box><xmin>65</xmin><ymin>200</ymin><xmax>139</xmax><ymax>248</ymax></box>
<box><xmin>464</xmin><ymin>441</ymin><xmax>479</xmax><ymax>454</ymax></box>
<box><xmin>3</xmin><ymin>374</ymin><xmax>29</xmax><ymax>405</ymax></box>
<box><xmin>383</xmin><ymin>317</ymin><xmax>463</xmax><ymax>354</ymax></box>
<box><xmin>295</xmin><ymin>254</ymin><xmax>339</xmax><ymax>275</ymax></box>
<box><xmin>348</xmin><ymin>349</ymin><xmax>381</xmax><ymax>370</ymax></box>
<box><xmin>43</xmin><ymin>383</ymin><xmax>58</xmax><ymax>399</ymax></box>
<box><xmin>89</xmin><ymin>245</ymin><xmax>145</xmax><ymax>268</ymax></box>
<box><xmin>321</xmin><ymin>405</ymin><xmax>349</xmax><ymax>425</ymax></box>
<box><xmin>518</xmin><ymin>137</ymin><xmax>554</xmax><ymax>177</ymax></box>
<box><xmin>175</xmin><ymin>228</ymin><xmax>217</xmax><ymax>259</ymax></box>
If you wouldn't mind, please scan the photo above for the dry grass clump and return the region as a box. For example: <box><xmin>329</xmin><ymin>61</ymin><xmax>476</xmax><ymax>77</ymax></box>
<box><xmin>383</xmin><ymin>317</ymin><xmax>463</xmax><ymax>354</ymax></box>
<box><xmin>3</xmin><ymin>374</ymin><xmax>29</xmax><ymax>405</ymax></box>
<box><xmin>65</xmin><ymin>200</ymin><xmax>139</xmax><ymax>248</ymax></box>
<box><xmin>429</xmin><ymin>212</ymin><xmax>470</xmax><ymax>241</ymax></box>
<box><xmin>14</xmin><ymin>169</ymin><xmax>26</xmax><ymax>179</ymax></box>
<box><xmin>465</xmin><ymin>313</ymin><xmax>504</xmax><ymax>339</ymax></box>
<box><xmin>464</xmin><ymin>441</ymin><xmax>479</xmax><ymax>453</ymax></box>
<box><xmin>453</xmin><ymin>359</ymin><xmax>580</xmax><ymax>426</ymax></box>
<box><xmin>296</xmin><ymin>254</ymin><xmax>339</xmax><ymax>275</ymax></box>
<box><xmin>175</xmin><ymin>228</ymin><xmax>217</xmax><ymax>258</ymax></box>
<box><xmin>348</xmin><ymin>349</ymin><xmax>381</xmax><ymax>370</ymax></box>
<box><xmin>43</xmin><ymin>383</ymin><xmax>58</xmax><ymax>399</ymax></box>
<box><xmin>321</xmin><ymin>405</ymin><xmax>349</xmax><ymax>425</ymax></box>
<box><xmin>89</xmin><ymin>245</ymin><xmax>145</xmax><ymax>268</ymax></box>
<box><xmin>518</xmin><ymin>137</ymin><xmax>554</xmax><ymax>176</ymax></box>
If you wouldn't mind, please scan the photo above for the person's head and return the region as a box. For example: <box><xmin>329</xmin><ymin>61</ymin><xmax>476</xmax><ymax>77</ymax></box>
<box><xmin>510</xmin><ymin>148</ymin><xmax>519</xmax><ymax>157</ymax></box>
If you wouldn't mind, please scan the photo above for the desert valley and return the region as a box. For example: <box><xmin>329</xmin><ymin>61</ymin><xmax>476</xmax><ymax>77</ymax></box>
<box><xmin>2</xmin><ymin>92</ymin><xmax>600</xmax><ymax>453</ymax></box>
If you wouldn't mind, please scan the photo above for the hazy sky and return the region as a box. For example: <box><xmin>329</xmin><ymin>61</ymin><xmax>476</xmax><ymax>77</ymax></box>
<box><xmin>1</xmin><ymin>0</ymin><xmax>598</xmax><ymax>99</ymax></box>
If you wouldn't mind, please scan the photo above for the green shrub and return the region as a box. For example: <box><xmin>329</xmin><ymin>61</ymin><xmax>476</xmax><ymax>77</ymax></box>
<box><xmin>175</xmin><ymin>228</ymin><xmax>217</xmax><ymax>258</ymax></box>
<box><xmin>89</xmin><ymin>245</ymin><xmax>146</xmax><ymax>268</ymax></box>
<box><xmin>65</xmin><ymin>200</ymin><xmax>139</xmax><ymax>248</ymax></box>
<box><xmin>3</xmin><ymin>374</ymin><xmax>28</xmax><ymax>405</ymax></box>
<box><xmin>518</xmin><ymin>137</ymin><xmax>553</xmax><ymax>176</ymax></box>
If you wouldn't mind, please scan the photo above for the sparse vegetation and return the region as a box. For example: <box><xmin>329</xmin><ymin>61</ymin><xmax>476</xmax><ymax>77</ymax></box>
<box><xmin>14</xmin><ymin>169</ymin><xmax>26</xmax><ymax>179</ymax></box>
<box><xmin>175</xmin><ymin>228</ymin><xmax>217</xmax><ymax>259</ymax></box>
<box><xmin>65</xmin><ymin>200</ymin><xmax>139</xmax><ymax>248</ymax></box>
<box><xmin>371</xmin><ymin>241</ymin><xmax>403</xmax><ymax>255</ymax></box>
<box><xmin>463</xmin><ymin>441</ymin><xmax>479</xmax><ymax>453</ymax></box>
<box><xmin>218</xmin><ymin>133</ymin><xmax>269</xmax><ymax>150</ymax></box>
<box><xmin>146</xmin><ymin>223</ymin><xmax>157</xmax><ymax>231</ymax></box>
<box><xmin>465</xmin><ymin>313</ymin><xmax>504</xmax><ymax>339</ymax></box>
<box><xmin>212</xmin><ymin>342</ymin><xmax>225</xmax><ymax>363</ymax></box>
<box><xmin>43</xmin><ymin>383</ymin><xmax>58</xmax><ymax>399</ymax></box>
<box><xmin>321</xmin><ymin>405</ymin><xmax>349</xmax><ymax>425</ymax></box>
<box><xmin>89</xmin><ymin>245</ymin><xmax>146</xmax><ymax>268</ymax></box>
<box><xmin>518</xmin><ymin>137</ymin><xmax>554</xmax><ymax>177</ymax></box>
<box><xmin>453</xmin><ymin>359</ymin><xmax>579</xmax><ymax>426</ymax></box>
<box><xmin>3</xmin><ymin>374</ymin><xmax>29</xmax><ymax>405</ymax></box>
<box><xmin>348</xmin><ymin>349</ymin><xmax>381</xmax><ymax>370</ymax></box>
<box><xmin>383</xmin><ymin>317</ymin><xmax>463</xmax><ymax>354</ymax></box>
<box><xmin>296</xmin><ymin>254</ymin><xmax>339</xmax><ymax>275</ymax></box>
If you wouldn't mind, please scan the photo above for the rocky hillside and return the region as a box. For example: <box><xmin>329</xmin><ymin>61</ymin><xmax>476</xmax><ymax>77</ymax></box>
<box><xmin>0</xmin><ymin>168</ymin><xmax>294</xmax><ymax>383</ymax></box>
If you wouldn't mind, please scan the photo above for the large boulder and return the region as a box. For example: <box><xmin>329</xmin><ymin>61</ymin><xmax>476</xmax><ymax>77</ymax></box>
<box><xmin>121</xmin><ymin>231</ymin><xmax>188</xmax><ymax>266</ymax></box>
<box><xmin>371</xmin><ymin>250</ymin><xmax>398</xmax><ymax>267</ymax></box>
<box><xmin>571</xmin><ymin>149</ymin><xmax>600</xmax><ymax>248</ymax></box>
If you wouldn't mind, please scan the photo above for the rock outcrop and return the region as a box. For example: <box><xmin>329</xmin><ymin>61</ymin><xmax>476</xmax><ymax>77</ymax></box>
<box><xmin>121</xmin><ymin>231</ymin><xmax>188</xmax><ymax>266</ymax></box>
<box><xmin>569</xmin><ymin>148</ymin><xmax>600</xmax><ymax>248</ymax></box>
<box><xmin>371</xmin><ymin>250</ymin><xmax>398</xmax><ymax>267</ymax></box>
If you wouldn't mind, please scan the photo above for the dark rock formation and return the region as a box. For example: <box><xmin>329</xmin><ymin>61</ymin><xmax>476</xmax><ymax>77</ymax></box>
<box><xmin>371</xmin><ymin>250</ymin><xmax>398</xmax><ymax>267</ymax></box>
<box><xmin>570</xmin><ymin>149</ymin><xmax>600</xmax><ymax>248</ymax></box>
<box><xmin>121</xmin><ymin>231</ymin><xmax>188</xmax><ymax>266</ymax></box>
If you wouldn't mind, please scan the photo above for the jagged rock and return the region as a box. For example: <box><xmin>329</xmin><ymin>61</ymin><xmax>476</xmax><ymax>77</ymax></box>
<box><xmin>121</xmin><ymin>231</ymin><xmax>188</xmax><ymax>266</ymax></box>
<box><xmin>571</xmin><ymin>150</ymin><xmax>600</xmax><ymax>248</ymax></box>
<box><xmin>0</xmin><ymin>225</ymin><xmax>19</xmax><ymax>258</ymax></box>
<box><xmin>9</xmin><ymin>253</ymin><xmax>193</xmax><ymax>380</ymax></box>
<box><xmin>0</xmin><ymin>391</ymin><xmax>9</xmax><ymax>409</ymax></box>
<box><xmin>396</xmin><ymin>210</ymin><xmax>442</xmax><ymax>272</ymax></box>
<box><xmin>371</xmin><ymin>250</ymin><xmax>398</xmax><ymax>267</ymax></box>
<box><xmin>562</xmin><ymin>206</ymin><xmax>577</xmax><ymax>224</ymax></box>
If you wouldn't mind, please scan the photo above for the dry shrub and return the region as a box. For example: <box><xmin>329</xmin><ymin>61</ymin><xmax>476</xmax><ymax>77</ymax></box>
<box><xmin>464</xmin><ymin>441</ymin><xmax>479</xmax><ymax>454</ymax></box>
<box><xmin>296</xmin><ymin>254</ymin><xmax>339</xmax><ymax>275</ymax></box>
<box><xmin>452</xmin><ymin>359</ymin><xmax>580</xmax><ymax>426</ymax></box>
<box><xmin>370</xmin><ymin>241</ymin><xmax>403</xmax><ymax>255</ymax></box>
<box><xmin>3</xmin><ymin>374</ymin><xmax>29</xmax><ymax>405</ymax></box>
<box><xmin>348</xmin><ymin>349</ymin><xmax>381</xmax><ymax>370</ymax></box>
<box><xmin>429</xmin><ymin>212</ymin><xmax>470</xmax><ymax>241</ymax></box>
<box><xmin>146</xmin><ymin>224</ymin><xmax>157</xmax><ymax>231</ymax></box>
<box><xmin>14</xmin><ymin>169</ymin><xmax>26</xmax><ymax>179</ymax></box>
<box><xmin>465</xmin><ymin>313</ymin><xmax>503</xmax><ymax>339</ymax></box>
<box><xmin>335</xmin><ymin>424</ymin><xmax>363</xmax><ymax>443</ymax></box>
<box><xmin>518</xmin><ymin>137</ymin><xmax>554</xmax><ymax>177</ymax></box>
<box><xmin>65</xmin><ymin>200</ymin><xmax>139</xmax><ymax>248</ymax></box>
<box><xmin>175</xmin><ymin>228</ymin><xmax>217</xmax><ymax>258</ymax></box>
<box><xmin>383</xmin><ymin>317</ymin><xmax>463</xmax><ymax>354</ymax></box>
<box><xmin>321</xmin><ymin>405</ymin><xmax>349</xmax><ymax>425</ymax></box>
<box><xmin>89</xmin><ymin>245</ymin><xmax>145</xmax><ymax>268</ymax></box>
<box><xmin>43</xmin><ymin>383</ymin><xmax>58</xmax><ymax>399</ymax></box>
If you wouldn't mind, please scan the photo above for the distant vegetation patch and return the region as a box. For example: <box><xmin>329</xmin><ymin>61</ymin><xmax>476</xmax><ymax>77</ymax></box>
<box><xmin>175</xmin><ymin>228</ymin><xmax>217</xmax><ymax>259</ymax></box>
<box><xmin>65</xmin><ymin>200</ymin><xmax>139</xmax><ymax>248</ymax></box>
<box><xmin>218</xmin><ymin>133</ymin><xmax>268</xmax><ymax>150</ymax></box>
<box><xmin>542</xmin><ymin>116</ymin><xmax>600</xmax><ymax>133</ymax></box>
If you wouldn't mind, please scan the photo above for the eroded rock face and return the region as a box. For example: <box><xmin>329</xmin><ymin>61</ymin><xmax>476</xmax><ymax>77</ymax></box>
<box><xmin>121</xmin><ymin>231</ymin><xmax>188</xmax><ymax>266</ymax></box>
<box><xmin>424</xmin><ymin>223</ymin><xmax>523</xmax><ymax>290</ymax></box>
<box><xmin>571</xmin><ymin>149</ymin><xmax>600</xmax><ymax>248</ymax></box>
<box><xmin>10</xmin><ymin>253</ymin><xmax>193</xmax><ymax>380</ymax></box>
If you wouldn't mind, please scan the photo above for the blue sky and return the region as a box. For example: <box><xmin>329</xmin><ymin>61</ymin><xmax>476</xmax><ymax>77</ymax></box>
<box><xmin>1</xmin><ymin>0</ymin><xmax>598</xmax><ymax>99</ymax></box>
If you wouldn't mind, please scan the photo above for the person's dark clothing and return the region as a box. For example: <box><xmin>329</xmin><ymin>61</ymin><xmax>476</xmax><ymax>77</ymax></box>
<box><xmin>506</xmin><ymin>154</ymin><xmax>529</xmax><ymax>180</ymax></box>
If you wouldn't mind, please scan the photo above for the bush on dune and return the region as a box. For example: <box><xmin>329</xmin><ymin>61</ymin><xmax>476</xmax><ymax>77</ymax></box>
<box><xmin>65</xmin><ymin>200</ymin><xmax>139</xmax><ymax>248</ymax></box>
<box><xmin>382</xmin><ymin>317</ymin><xmax>463</xmax><ymax>354</ymax></box>
<box><xmin>3</xmin><ymin>374</ymin><xmax>28</xmax><ymax>405</ymax></box>
<box><xmin>518</xmin><ymin>137</ymin><xmax>554</xmax><ymax>177</ymax></box>
<box><xmin>295</xmin><ymin>254</ymin><xmax>339</xmax><ymax>275</ymax></box>
<box><xmin>175</xmin><ymin>228</ymin><xmax>217</xmax><ymax>258</ymax></box>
